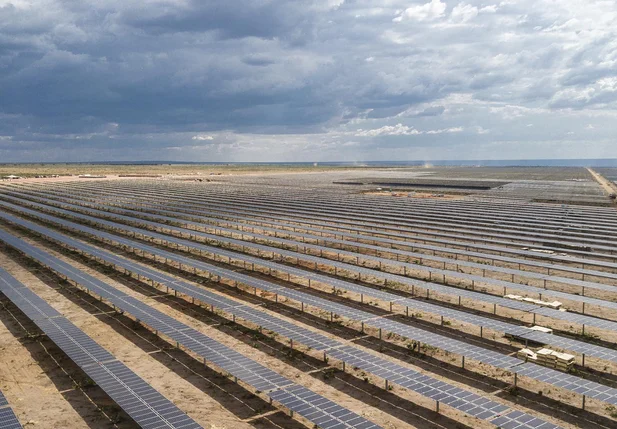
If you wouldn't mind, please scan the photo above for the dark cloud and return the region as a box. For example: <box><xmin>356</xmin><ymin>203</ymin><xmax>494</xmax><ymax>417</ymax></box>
<box><xmin>1</xmin><ymin>0</ymin><xmax>616</xmax><ymax>161</ymax></box>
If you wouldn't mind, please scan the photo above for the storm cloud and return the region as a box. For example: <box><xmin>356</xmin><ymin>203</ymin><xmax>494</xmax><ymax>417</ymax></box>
<box><xmin>1</xmin><ymin>0</ymin><xmax>616</xmax><ymax>162</ymax></box>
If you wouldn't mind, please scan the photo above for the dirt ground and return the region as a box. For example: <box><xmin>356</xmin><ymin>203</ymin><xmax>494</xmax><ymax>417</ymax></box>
<box><xmin>588</xmin><ymin>168</ymin><xmax>617</xmax><ymax>201</ymax></box>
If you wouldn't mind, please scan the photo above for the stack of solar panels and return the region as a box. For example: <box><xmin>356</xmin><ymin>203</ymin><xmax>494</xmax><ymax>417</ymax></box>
<box><xmin>0</xmin><ymin>268</ymin><xmax>203</xmax><ymax>429</ymax></box>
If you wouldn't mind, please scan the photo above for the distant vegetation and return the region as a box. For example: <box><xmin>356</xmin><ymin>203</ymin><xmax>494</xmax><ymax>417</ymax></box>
<box><xmin>0</xmin><ymin>163</ymin><xmax>362</xmax><ymax>177</ymax></box>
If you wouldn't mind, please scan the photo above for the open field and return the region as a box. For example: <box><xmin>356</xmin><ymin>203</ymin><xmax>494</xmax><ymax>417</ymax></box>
<box><xmin>0</xmin><ymin>163</ymin><xmax>378</xmax><ymax>179</ymax></box>
<box><xmin>1</xmin><ymin>166</ymin><xmax>617</xmax><ymax>429</ymax></box>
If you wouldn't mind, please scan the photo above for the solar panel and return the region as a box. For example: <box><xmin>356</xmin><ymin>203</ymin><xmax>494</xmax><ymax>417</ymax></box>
<box><xmin>269</xmin><ymin>385</ymin><xmax>383</xmax><ymax>429</ymax></box>
<box><xmin>0</xmin><ymin>233</ymin><xmax>379</xmax><ymax>429</ymax></box>
<box><xmin>0</xmin><ymin>202</ymin><xmax>571</xmax><ymax>429</ymax></box>
<box><xmin>520</xmin><ymin>331</ymin><xmax>617</xmax><ymax>362</ymax></box>
<box><xmin>5</xmin><ymin>198</ymin><xmax>617</xmax><ymax>369</ymax></box>
<box><xmin>0</xmin><ymin>406</ymin><xmax>23</xmax><ymax>429</ymax></box>
<box><xmin>327</xmin><ymin>346</ymin><xmax>511</xmax><ymax>420</ymax></box>
<box><xmin>533</xmin><ymin>307</ymin><xmax>617</xmax><ymax>332</ymax></box>
<box><xmin>0</xmin><ymin>284</ymin><xmax>61</xmax><ymax>322</ymax></box>
<box><xmin>1</xmin><ymin>201</ymin><xmax>616</xmax><ymax>411</ymax></box>
<box><xmin>0</xmin><ymin>268</ymin><xmax>202</xmax><ymax>429</ymax></box>
<box><xmin>515</xmin><ymin>362</ymin><xmax>617</xmax><ymax>405</ymax></box>
<box><xmin>38</xmin><ymin>318</ymin><xmax>118</xmax><ymax>369</ymax></box>
<box><xmin>86</xmin><ymin>360</ymin><xmax>203</xmax><ymax>429</ymax></box>
<box><xmin>14</xmin><ymin>183</ymin><xmax>617</xmax><ymax>272</ymax></box>
<box><xmin>491</xmin><ymin>410</ymin><xmax>561</xmax><ymax>429</ymax></box>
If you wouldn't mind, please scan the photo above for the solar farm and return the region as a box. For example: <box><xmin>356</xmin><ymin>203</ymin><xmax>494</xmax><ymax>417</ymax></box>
<box><xmin>1</xmin><ymin>166</ymin><xmax>617</xmax><ymax>429</ymax></box>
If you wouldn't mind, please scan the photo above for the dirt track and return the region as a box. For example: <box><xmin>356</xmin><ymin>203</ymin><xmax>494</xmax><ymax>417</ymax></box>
<box><xmin>587</xmin><ymin>168</ymin><xmax>617</xmax><ymax>201</ymax></box>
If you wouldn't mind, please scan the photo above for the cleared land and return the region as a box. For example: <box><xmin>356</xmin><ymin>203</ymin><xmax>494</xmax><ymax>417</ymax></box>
<box><xmin>1</xmin><ymin>166</ymin><xmax>617</xmax><ymax>429</ymax></box>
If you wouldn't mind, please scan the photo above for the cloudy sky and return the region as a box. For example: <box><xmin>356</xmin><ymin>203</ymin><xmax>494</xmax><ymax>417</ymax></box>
<box><xmin>1</xmin><ymin>0</ymin><xmax>616</xmax><ymax>162</ymax></box>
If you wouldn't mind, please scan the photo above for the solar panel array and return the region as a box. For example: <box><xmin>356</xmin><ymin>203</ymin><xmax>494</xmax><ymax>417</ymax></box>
<box><xmin>16</xmin><ymin>188</ymin><xmax>617</xmax><ymax>308</ymax></box>
<box><xmin>13</xmin><ymin>182</ymin><xmax>617</xmax><ymax>318</ymax></box>
<box><xmin>71</xmin><ymin>196</ymin><xmax>617</xmax><ymax>309</ymax></box>
<box><xmin>1</xmin><ymin>201</ymin><xmax>616</xmax><ymax>413</ymax></box>
<box><xmin>46</xmin><ymin>180</ymin><xmax>617</xmax><ymax>255</ymax></box>
<box><xmin>5</xmin><ymin>195</ymin><xmax>617</xmax><ymax>343</ymax></box>
<box><xmin>55</xmin><ymin>177</ymin><xmax>617</xmax><ymax>230</ymax></box>
<box><xmin>88</xmin><ymin>199</ymin><xmax>617</xmax><ymax>292</ymax></box>
<box><xmin>17</xmin><ymin>181</ymin><xmax>598</xmax><ymax>250</ymax></box>
<box><xmin>10</xmin><ymin>184</ymin><xmax>617</xmax><ymax>279</ymax></box>
<box><xmin>0</xmin><ymin>207</ymin><xmax>566</xmax><ymax>429</ymax></box>
<box><xmin>0</xmin><ymin>267</ymin><xmax>202</xmax><ymax>429</ymax></box>
<box><xmin>0</xmin><ymin>196</ymin><xmax>555</xmax><ymax>316</ymax></box>
<box><xmin>3</xmin><ymin>176</ymin><xmax>617</xmax><ymax>429</ymax></box>
<box><xmin>0</xmin><ymin>231</ymin><xmax>381</xmax><ymax>429</ymax></box>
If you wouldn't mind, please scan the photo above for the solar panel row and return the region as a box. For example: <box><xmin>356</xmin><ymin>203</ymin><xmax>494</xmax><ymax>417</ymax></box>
<box><xmin>1</xmin><ymin>203</ymin><xmax>615</xmax><ymax>412</ymax></box>
<box><xmin>0</xmin><ymin>208</ymin><xmax>565</xmax><ymax>429</ymax></box>
<box><xmin>33</xmin><ymin>180</ymin><xmax>616</xmax><ymax>253</ymax></box>
<box><xmin>17</xmin><ymin>189</ymin><xmax>617</xmax><ymax>309</ymax></box>
<box><xmin>6</xmin><ymin>195</ymin><xmax>617</xmax><ymax>343</ymax></box>
<box><xmin>0</xmin><ymin>407</ymin><xmax>22</xmax><ymax>429</ymax></box>
<box><xmin>10</xmin><ymin>184</ymin><xmax>617</xmax><ymax>279</ymax></box>
<box><xmin>0</xmin><ymin>231</ymin><xmax>381</xmax><ymax>429</ymax></box>
<box><xmin>0</xmin><ymin>268</ymin><xmax>202</xmax><ymax>429</ymax></box>
<box><xmin>0</xmin><ymin>390</ymin><xmax>22</xmax><ymax>429</ymax></box>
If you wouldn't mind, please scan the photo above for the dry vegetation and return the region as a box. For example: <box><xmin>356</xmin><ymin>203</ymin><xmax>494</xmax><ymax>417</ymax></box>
<box><xmin>0</xmin><ymin>163</ymin><xmax>368</xmax><ymax>178</ymax></box>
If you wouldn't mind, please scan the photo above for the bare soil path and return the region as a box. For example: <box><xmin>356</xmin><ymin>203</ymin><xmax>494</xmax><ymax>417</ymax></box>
<box><xmin>587</xmin><ymin>168</ymin><xmax>617</xmax><ymax>202</ymax></box>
